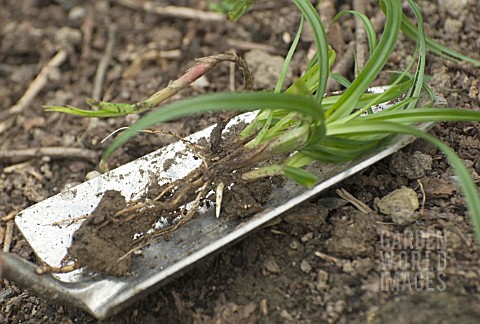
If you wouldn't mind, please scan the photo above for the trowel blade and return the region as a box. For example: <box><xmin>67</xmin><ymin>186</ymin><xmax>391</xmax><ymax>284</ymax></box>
<box><xmin>8</xmin><ymin>91</ymin><xmax>442</xmax><ymax>319</ymax></box>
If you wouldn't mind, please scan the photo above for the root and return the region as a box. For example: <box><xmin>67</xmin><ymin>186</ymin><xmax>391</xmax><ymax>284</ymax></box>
<box><xmin>36</xmin><ymin>262</ymin><xmax>82</xmax><ymax>274</ymax></box>
<box><xmin>117</xmin><ymin>181</ymin><xmax>210</xmax><ymax>262</ymax></box>
<box><xmin>42</xmin><ymin>132</ymin><xmax>268</xmax><ymax>276</ymax></box>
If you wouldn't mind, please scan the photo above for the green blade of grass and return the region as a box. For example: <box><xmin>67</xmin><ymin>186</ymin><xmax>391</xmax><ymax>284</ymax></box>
<box><xmin>228</xmin><ymin>0</ymin><xmax>258</xmax><ymax>21</ymax></box>
<box><xmin>301</xmin><ymin>136</ymin><xmax>379</xmax><ymax>163</ymax></box>
<box><xmin>400</xmin><ymin>13</ymin><xmax>480</xmax><ymax>66</ymax></box>
<box><xmin>282</xmin><ymin>165</ymin><xmax>317</xmax><ymax>188</ymax></box>
<box><xmin>326</xmin><ymin>0</ymin><xmax>403</xmax><ymax>121</ymax></box>
<box><xmin>249</xmin><ymin>16</ymin><xmax>305</xmax><ymax>147</ymax></box>
<box><xmin>104</xmin><ymin>92</ymin><xmax>324</xmax><ymax>161</ymax></box>
<box><xmin>293</xmin><ymin>0</ymin><xmax>329</xmax><ymax>104</ymax></box>
<box><xmin>43</xmin><ymin>105</ymin><xmax>122</xmax><ymax>117</ymax></box>
<box><xmin>404</xmin><ymin>0</ymin><xmax>426</xmax><ymax>110</ymax></box>
<box><xmin>359</xmin><ymin>108</ymin><xmax>480</xmax><ymax>123</ymax></box>
<box><xmin>331</xmin><ymin>10</ymin><xmax>378</xmax><ymax>53</ymax></box>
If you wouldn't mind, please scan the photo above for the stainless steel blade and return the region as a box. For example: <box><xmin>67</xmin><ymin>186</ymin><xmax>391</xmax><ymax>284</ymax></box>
<box><xmin>4</xmin><ymin>91</ymin><xmax>445</xmax><ymax>319</ymax></box>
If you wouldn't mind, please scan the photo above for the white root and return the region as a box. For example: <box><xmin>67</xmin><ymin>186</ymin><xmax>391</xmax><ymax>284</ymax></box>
<box><xmin>215</xmin><ymin>181</ymin><xmax>225</xmax><ymax>218</ymax></box>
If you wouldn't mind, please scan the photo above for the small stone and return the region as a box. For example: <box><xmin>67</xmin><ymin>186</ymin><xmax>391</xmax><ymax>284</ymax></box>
<box><xmin>342</xmin><ymin>261</ymin><xmax>354</xmax><ymax>274</ymax></box>
<box><xmin>317</xmin><ymin>197</ymin><xmax>349</xmax><ymax>210</ymax></box>
<box><xmin>301</xmin><ymin>232</ymin><xmax>314</xmax><ymax>243</ymax></box>
<box><xmin>54</xmin><ymin>26</ymin><xmax>82</xmax><ymax>48</ymax></box>
<box><xmin>62</xmin><ymin>182</ymin><xmax>81</xmax><ymax>191</ymax></box>
<box><xmin>260</xmin><ymin>299</ymin><xmax>268</xmax><ymax>316</ymax></box>
<box><xmin>280</xmin><ymin>309</ymin><xmax>295</xmax><ymax>322</ymax></box>
<box><xmin>300</xmin><ymin>260</ymin><xmax>312</xmax><ymax>273</ymax></box>
<box><xmin>262</xmin><ymin>256</ymin><xmax>281</xmax><ymax>275</ymax></box>
<box><xmin>335</xmin><ymin>300</ymin><xmax>346</xmax><ymax>313</ymax></box>
<box><xmin>376</xmin><ymin>187</ymin><xmax>419</xmax><ymax>225</ymax></box>
<box><xmin>68</xmin><ymin>6</ymin><xmax>86</xmax><ymax>23</ymax></box>
<box><xmin>289</xmin><ymin>239</ymin><xmax>300</xmax><ymax>250</ymax></box>
<box><xmin>316</xmin><ymin>269</ymin><xmax>329</xmax><ymax>291</ymax></box>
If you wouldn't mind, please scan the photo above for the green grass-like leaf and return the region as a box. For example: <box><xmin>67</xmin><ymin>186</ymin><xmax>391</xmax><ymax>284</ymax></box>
<box><xmin>331</xmin><ymin>10</ymin><xmax>378</xmax><ymax>53</ymax></box>
<box><xmin>326</xmin><ymin>0</ymin><xmax>403</xmax><ymax>121</ymax></box>
<box><xmin>45</xmin><ymin>0</ymin><xmax>480</xmax><ymax>245</ymax></box>
<box><xmin>103</xmin><ymin>92</ymin><xmax>325</xmax><ymax>161</ymax></box>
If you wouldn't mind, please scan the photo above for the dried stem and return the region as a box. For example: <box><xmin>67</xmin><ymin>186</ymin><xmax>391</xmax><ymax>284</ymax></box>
<box><xmin>0</xmin><ymin>49</ymin><xmax>68</xmax><ymax>134</ymax></box>
<box><xmin>117</xmin><ymin>0</ymin><xmax>225</xmax><ymax>22</ymax></box>
<box><xmin>2</xmin><ymin>221</ymin><xmax>14</xmax><ymax>253</ymax></box>
<box><xmin>353</xmin><ymin>0</ymin><xmax>369</xmax><ymax>75</ymax></box>
<box><xmin>144</xmin><ymin>52</ymin><xmax>253</xmax><ymax>108</ymax></box>
<box><xmin>0</xmin><ymin>147</ymin><xmax>98</xmax><ymax>162</ymax></box>
<box><xmin>92</xmin><ymin>20</ymin><xmax>116</xmax><ymax>101</ymax></box>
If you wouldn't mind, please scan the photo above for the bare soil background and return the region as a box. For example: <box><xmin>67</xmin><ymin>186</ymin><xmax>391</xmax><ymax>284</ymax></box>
<box><xmin>1</xmin><ymin>0</ymin><xmax>479</xmax><ymax>323</ymax></box>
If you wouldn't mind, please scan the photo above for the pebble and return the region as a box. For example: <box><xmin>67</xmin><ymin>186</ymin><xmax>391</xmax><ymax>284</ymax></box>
<box><xmin>262</xmin><ymin>256</ymin><xmax>281</xmax><ymax>275</ymax></box>
<box><xmin>376</xmin><ymin>187</ymin><xmax>419</xmax><ymax>225</ymax></box>
<box><xmin>301</xmin><ymin>232</ymin><xmax>314</xmax><ymax>243</ymax></box>
<box><xmin>300</xmin><ymin>260</ymin><xmax>312</xmax><ymax>273</ymax></box>
<box><xmin>342</xmin><ymin>261</ymin><xmax>354</xmax><ymax>274</ymax></box>
<box><xmin>316</xmin><ymin>269</ymin><xmax>329</xmax><ymax>291</ymax></box>
<box><xmin>68</xmin><ymin>6</ymin><xmax>86</xmax><ymax>24</ymax></box>
<box><xmin>289</xmin><ymin>239</ymin><xmax>300</xmax><ymax>250</ymax></box>
<box><xmin>54</xmin><ymin>26</ymin><xmax>82</xmax><ymax>48</ymax></box>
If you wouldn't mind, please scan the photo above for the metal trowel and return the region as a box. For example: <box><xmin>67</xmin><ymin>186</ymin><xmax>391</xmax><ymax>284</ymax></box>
<box><xmin>1</xmin><ymin>90</ymin><xmax>444</xmax><ymax>319</ymax></box>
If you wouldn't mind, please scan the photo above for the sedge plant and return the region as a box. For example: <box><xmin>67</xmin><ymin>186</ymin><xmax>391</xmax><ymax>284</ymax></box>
<box><xmin>47</xmin><ymin>0</ymin><xmax>480</xmax><ymax>246</ymax></box>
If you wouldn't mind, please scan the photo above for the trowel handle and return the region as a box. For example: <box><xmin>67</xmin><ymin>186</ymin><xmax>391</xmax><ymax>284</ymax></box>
<box><xmin>0</xmin><ymin>252</ymin><xmax>85</xmax><ymax>310</ymax></box>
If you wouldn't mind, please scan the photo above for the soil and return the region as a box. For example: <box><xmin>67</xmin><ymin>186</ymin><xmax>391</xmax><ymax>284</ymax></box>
<box><xmin>1</xmin><ymin>0</ymin><xmax>480</xmax><ymax>323</ymax></box>
<box><xmin>67</xmin><ymin>190</ymin><xmax>133</xmax><ymax>276</ymax></box>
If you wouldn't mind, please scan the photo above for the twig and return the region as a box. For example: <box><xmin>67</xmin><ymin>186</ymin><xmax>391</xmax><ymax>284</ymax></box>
<box><xmin>317</xmin><ymin>0</ymin><xmax>337</xmax><ymax>28</ymax></box>
<box><xmin>2</xmin><ymin>221</ymin><xmax>14</xmax><ymax>253</ymax></box>
<box><xmin>122</xmin><ymin>49</ymin><xmax>182</xmax><ymax>79</ymax></box>
<box><xmin>326</xmin><ymin>42</ymin><xmax>355</xmax><ymax>92</ymax></box>
<box><xmin>117</xmin><ymin>0</ymin><xmax>225</xmax><ymax>21</ymax></box>
<box><xmin>0</xmin><ymin>226</ymin><xmax>4</xmax><ymax>246</ymax></box>
<box><xmin>0</xmin><ymin>147</ymin><xmax>98</xmax><ymax>162</ymax></box>
<box><xmin>145</xmin><ymin>51</ymin><xmax>253</xmax><ymax>108</ymax></box>
<box><xmin>372</xmin><ymin>9</ymin><xmax>386</xmax><ymax>34</ymax></box>
<box><xmin>417</xmin><ymin>179</ymin><xmax>426</xmax><ymax>213</ymax></box>
<box><xmin>0</xmin><ymin>49</ymin><xmax>68</xmax><ymax>134</ymax></box>
<box><xmin>81</xmin><ymin>8</ymin><xmax>95</xmax><ymax>59</ymax></box>
<box><xmin>316</xmin><ymin>0</ymin><xmax>354</xmax><ymax>93</ymax></box>
<box><xmin>336</xmin><ymin>188</ymin><xmax>373</xmax><ymax>213</ymax></box>
<box><xmin>229</xmin><ymin>62</ymin><xmax>236</xmax><ymax>92</ymax></box>
<box><xmin>92</xmin><ymin>20</ymin><xmax>116</xmax><ymax>101</ymax></box>
<box><xmin>1</xmin><ymin>210</ymin><xmax>17</xmax><ymax>222</ymax></box>
<box><xmin>225</xmin><ymin>39</ymin><xmax>281</xmax><ymax>54</ymax></box>
<box><xmin>314</xmin><ymin>251</ymin><xmax>343</xmax><ymax>266</ymax></box>
<box><xmin>353</xmin><ymin>0</ymin><xmax>368</xmax><ymax>75</ymax></box>
<box><xmin>307</xmin><ymin>0</ymin><xmax>337</xmax><ymax>60</ymax></box>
